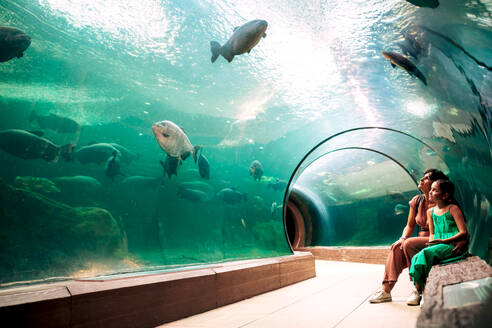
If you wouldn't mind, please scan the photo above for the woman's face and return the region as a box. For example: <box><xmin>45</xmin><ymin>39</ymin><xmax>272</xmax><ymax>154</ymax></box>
<box><xmin>418</xmin><ymin>172</ymin><xmax>433</xmax><ymax>193</ymax></box>
<box><xmin>429</xmin><ymin>181</ymin><xmax>442</xmax><ymax>202</ymax></box>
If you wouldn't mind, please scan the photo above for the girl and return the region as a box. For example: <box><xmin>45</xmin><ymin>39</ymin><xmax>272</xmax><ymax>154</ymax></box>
<box><xmin>408</xmin><ymin>179</ymin><xmax>468</xmax><ymax>305</ymax></box>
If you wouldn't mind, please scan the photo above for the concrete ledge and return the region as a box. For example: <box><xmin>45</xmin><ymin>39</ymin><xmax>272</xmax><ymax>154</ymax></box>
<box><xmin>0</xmin><ymin>252</ymin><xmax>315</xmax><ymax>327</ymax></box>
<box><xmin>298</xmin><ymin>246</ymin><xmax>390</xmax><ymax>264</ymax></box>
<box><xmin>417</xmin><ymin>255</ymin><xmax>492</xmax><ymax>328</ymax></box>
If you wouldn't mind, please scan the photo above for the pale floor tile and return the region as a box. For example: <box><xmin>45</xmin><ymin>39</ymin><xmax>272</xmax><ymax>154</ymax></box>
<box><xmin>157</xmin><ymin>260</ymin><xmax>420</xmax><ymax>328</ymax></box>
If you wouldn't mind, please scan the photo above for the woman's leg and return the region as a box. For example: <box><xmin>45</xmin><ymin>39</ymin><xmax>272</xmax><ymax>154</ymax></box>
<box><xmin>403</xmin><ymin>237</ymin><xmax>429</xmax><ymax>269</ymax></box>
<box><xmin>382</xmin><ymin>244</ymin><xmax>407</xmax><ymax>292</ymax></box>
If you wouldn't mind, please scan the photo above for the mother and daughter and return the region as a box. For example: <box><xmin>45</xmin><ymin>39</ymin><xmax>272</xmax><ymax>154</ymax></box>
<box><xmin>370</xmin><ymin>169</ymin><xmax>469</xmax><ymax>306</ymax></box>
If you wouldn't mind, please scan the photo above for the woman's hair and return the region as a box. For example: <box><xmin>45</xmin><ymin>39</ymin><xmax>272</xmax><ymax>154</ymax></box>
<box><xmin>424</xmin><ymin>168</ymin><xmax>448</xmax><ymax>181</ymax></box>
<box><xmin>436</xmin><ymin>179</ymin><xmax>456</xmax><ymax>204</ymax></box>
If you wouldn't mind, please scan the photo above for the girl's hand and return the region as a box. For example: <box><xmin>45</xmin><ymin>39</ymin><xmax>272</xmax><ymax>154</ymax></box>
<box><xmin>426</xmin><ymin>239</ymin><xmax>443</xmax><ymax>246</ymax></box>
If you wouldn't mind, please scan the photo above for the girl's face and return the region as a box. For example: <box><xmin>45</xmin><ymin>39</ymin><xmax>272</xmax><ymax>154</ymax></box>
<box><xmin>418</xmin><ymin>172</ymin><xmax>433</xmax><ymax>193</ymax></box>
<box><xmin>429</xmin><ymin>181</ymin><xmax>448</xmax><ymax>203</ymax></box>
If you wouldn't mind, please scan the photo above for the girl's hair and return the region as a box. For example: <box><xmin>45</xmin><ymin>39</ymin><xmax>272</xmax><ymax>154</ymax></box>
<box><xmin>436</xmin><ymin>179</ymin><xmax>456</xmax><ymax>204</ymax></box>
<box><xmin>424</xmin><ymin>168</ymin><xmax>449</xmax><ymax>181</ymax></box>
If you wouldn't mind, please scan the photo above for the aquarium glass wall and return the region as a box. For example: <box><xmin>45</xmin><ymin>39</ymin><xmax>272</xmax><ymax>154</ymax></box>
<box><xmin>1</xmin><ymin>0</ymin><xmax>491</xmax><ymax>286</ymax></box>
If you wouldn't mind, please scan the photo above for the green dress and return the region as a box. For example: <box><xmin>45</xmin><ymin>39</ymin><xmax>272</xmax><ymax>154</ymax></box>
<box><xmin>409</xmin><ymin>206</ymin><xmax>467</xmax><ymax>288</ymax></box>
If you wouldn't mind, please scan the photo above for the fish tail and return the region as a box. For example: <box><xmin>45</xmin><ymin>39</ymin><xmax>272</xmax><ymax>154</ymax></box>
<box><xmin>193</xmin><ymin>145</ymin><xmax>200</xmax><ymax>163</ymax></box>
<box><xmin>60</xmin><ymin>143</ymin><xmax>75</xmax><ymax>162</ymax></box>
<box><xmin>210</xmin><ymin>41</ymin><xmax>221</xmax><ymax>63</ymax></box>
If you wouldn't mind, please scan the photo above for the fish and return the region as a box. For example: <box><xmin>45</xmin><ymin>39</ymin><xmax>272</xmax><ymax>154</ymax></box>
<box><xmin>152</xmin><ymin>120</ymin><xmax>200</xmax><ymax>162</ymax></box>
<box><xmin>160</xmin><ymin>155</ymin><xmax>180</xmax><ymax>178</ymax></box>
<box><xmin>105</xmin><ymin>151</ymin><xmax>124</xmax><ymax>181</ymax></box>
<box><xmin>394</xmin><ymin>204</ymin><xmax>409</xmax><ymax>216</ymax></box>
<box><xmin>178</xmin><ymin>188</ymin><xmax>210</xmax><ymax>202</ymax></box>
<box><xmin>109</xmin><ymin>143</ymin><xmax>139</xmax><ymax>164</ymax></box>
<box><xmin>0</xmin><ymin>26</ymin><xmax>31</xmax><ymax>63</ymax></box>
<box><xmin>267</xmin><ymin>178</ymin><xmax>287</xmax><ymax>192</ymax></box>
<box><xmin>210</xmin><ymin>19</ymin><xmax>268</xmax><ymax>63</ymax></box>
<box><xmin>405</xmin><ymin>0</ymin><xmax>439</xmax><ymax>9</ymax></box>
<box><xmin>0</xmin><ymin>129</ymin><xmax>73</xmax><ymax>162</ymax></box>
<box><xmin>121</xmin><ymin>176</ymin><xmax>161</xmax><ymax>188</ymax></box>
<box><xmin>381</xmin><ymin>51</ymin><xmax>427</xmax><ymax>85</ymax></box>
<box><xmin>178</xmin><ymin>181</ymin><xmax>213</xmax><ymax>193</ymax></box>
<box><xmin>216</xmin><ymin>187</ymin><xmax>247</xmax><ymax>204</ymax></box>
<box><xmin>53</xmin><ymin>176</ymin><xmax>102</xmax><ymax>192</ymax></box>
<box><xmin>198</xmin><ymin>153</ymin><xmax>210</xmax><ymax>179</ymax></box>
<box><xmin>249</xmin><ymin>160</ymin><xmax>264</xmax><ymax>181</ymax></box>
<box><xmin>14</xmin><ymin>176</ymin><xmax>60</xmax><ymax>194</ymax></box>
<box><xmin>29</xmin><ymin>111</ymin><xmax>80</xmax><ymax>134</ymax></box>
<box><xmin>73</xmin><ymin>143</ymin><xmax>120</xmax><ymax>165</ymax></box>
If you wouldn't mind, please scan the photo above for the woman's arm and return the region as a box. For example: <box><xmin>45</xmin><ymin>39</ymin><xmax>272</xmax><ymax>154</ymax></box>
<box><xmin>391</xmin><ymin>205</ymin><xmax>417</xmax><ymax>250</ymax></box>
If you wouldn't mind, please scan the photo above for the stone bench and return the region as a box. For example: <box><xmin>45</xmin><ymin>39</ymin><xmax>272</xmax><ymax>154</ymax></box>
<box><xmin>417</xmin><ymin>255</ymin><xmax>492</xmax><ymax>328</ymax></box>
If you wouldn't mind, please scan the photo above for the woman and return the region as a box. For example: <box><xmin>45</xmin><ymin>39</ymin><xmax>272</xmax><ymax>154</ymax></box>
<box><xmin>370</xmin><ymin>168</ymin><xmax>449</xmax><ymax>304</ymax></box>
<box><xmin>409</xmin><ymin>179</ymin><xmax>468</xmax><ymax>305</ymax></box>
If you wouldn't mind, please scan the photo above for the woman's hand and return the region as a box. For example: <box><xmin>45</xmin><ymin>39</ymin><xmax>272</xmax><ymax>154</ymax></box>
<box><xmin>390</xmin><ymin>238</ymin><xmax>404</xmax><ymax>250</ymax></box>
<box><xmin>426</xmin><ymin>239</ymin><xmax>443</xmax><ymax>246</ymax></box>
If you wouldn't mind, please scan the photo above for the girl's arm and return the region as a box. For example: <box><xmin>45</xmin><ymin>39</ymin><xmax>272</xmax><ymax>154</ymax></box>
<box><xmin>427</xmin><ymin>208</ymin><xmax>435</xmax><ymax>242</ymax></box>
<box><xmin>439</xmin><ymin>206</ymin><xmax>468</xmax><ymax>244</ymax></box>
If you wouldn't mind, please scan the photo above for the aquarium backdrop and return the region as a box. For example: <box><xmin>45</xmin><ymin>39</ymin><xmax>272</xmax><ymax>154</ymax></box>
<box><xmin>0</xmin><ymin>0</ymin><xmax>491</xmax><ymax>286</ymax></box>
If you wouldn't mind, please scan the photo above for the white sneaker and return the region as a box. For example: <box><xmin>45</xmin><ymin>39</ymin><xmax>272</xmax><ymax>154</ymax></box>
<box><xmin>406</xmin><ymin>287</ymin><xmax>422</xmax><ymax>306</ymax></box>
<box><xmin>369</xmin><ymin>288</ymin><xmax>392</xmax><ymax>303</ymax></box>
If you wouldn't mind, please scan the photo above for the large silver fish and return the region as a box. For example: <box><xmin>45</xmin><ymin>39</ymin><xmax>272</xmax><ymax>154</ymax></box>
<box><xmin>0</xmin><ymin>26</ymin><xmax>31</xmax><ymax>63</ymax></box>
<box><xmin>210</xmin><ymin>19</ymin><xmax>268</xmax><ymax>63</ymax></box>
<box><xmin>152</xmin><ymin>120</ymin><xmax>200</xmax><ymax>162</ymax></box>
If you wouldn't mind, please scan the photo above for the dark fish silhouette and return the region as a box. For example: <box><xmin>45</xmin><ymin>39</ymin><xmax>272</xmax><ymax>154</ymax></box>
<box><xmin>249</xmin><ymin>160</ymin><xmax>264</xmax><ymax>181</ymax></box>
<box><xmin>382</xmin><ymin>51</ymin><xmax>427</xmax><ymax>85</ymax></box>
<box><xmin>198</xmin><ymin>153</ymin><xmax>210</xmax><ymax>179</ymax></box>
<box><xmin>0</xmin><ymin>26</ymin><xmax>31</xmax><ymax>63</ymax></box>
<box><xmin>73</xmin><ymin>143</ymin><xmax>120</xmax><ymax>164</ymax></box>
<box><xmin>0</xmin><ymin>129</ymin><xmax>72</xmax><ymax>162</ymax></box>
<box><xmin>110</xmin><ymin>143</ymin><xmax>139</xmax><ymax>164</ymax></box>
<box><xmin>267</xmin><ymin>178</ymin><xmax>287</xmax><ymax>192</ymax></box>
<box><xmin>29</xmin><ymin>111</ymin><xmax>80</xmax><ymax>134</ymax></box>
<box><xmin>405</xmin><ymin>0</ymin><xmax>439</xmax><ymax>8</ymax></box>
<box><xmin>160</xmin><ymin>155</ymin><xmax>179</xmax><ymax>178</ymax></box>
<box><xmin>178</xmin><ymin>188</ymin><xmax>210</xmax><ymax>202</ymax></box>
<box><xmin>105</xmin><ymin>151</ymin><xmax>124</xmax><ymax>181</ymax></box>
<box><xmin>211</xmin><ymin>19</ymin><xmax>268</xmax><ymax>63</ymax></box>
<box><xmin>216</xmin><ymin>187</ymin><xmax>247</xmax><ymax>204</ymax></box>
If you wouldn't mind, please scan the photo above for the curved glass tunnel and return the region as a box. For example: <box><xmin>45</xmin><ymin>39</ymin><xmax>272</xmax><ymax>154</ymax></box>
<box><xmin>0</xmin><ymin>0</ymin><xmax>491</xmax><ymax>286</ymax></box>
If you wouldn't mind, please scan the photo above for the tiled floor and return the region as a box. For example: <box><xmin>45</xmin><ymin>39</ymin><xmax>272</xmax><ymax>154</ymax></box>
<box><xmin>158</xmin><ymin>260</ymin><xmax>420</xmax><ymax>328</ymax></box>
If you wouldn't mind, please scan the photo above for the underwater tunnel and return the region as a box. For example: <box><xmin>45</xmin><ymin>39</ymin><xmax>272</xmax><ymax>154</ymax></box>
<box><xmin>0</xmin><ymin>0</ymin><xmax>491</xmax><ymax>291</ymax></box>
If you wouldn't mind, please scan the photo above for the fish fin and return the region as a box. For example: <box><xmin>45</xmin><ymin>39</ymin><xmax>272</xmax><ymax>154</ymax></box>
<box><xmin>192</xmin><ymin>145</ymin><xmax>200</xmax><ymax>163</ymax></box>
<box><xmin>60</xmin><ymin>143</ymin><xmax>75</xmax><ymax>162</ymax></box>
<box><xmin>27</xmin><ymin>130</ymin><xmax>44</xmax><ymax>137</ymax></box>
<box><xmin>226</xmin><ymin>55</ymin><xmax>234</xmax><ymax>63</ymax></box>
<box><xmin>159</xmin><ymin>159</ymin><xmax>165</xmax><ymax>167</ymax></box>
<box><xmin>263</xmin><ymin>33</ymin><xmax>266</xmax><ymax>38</ymax></box>
<box><xmin>210</xmin><ymin>41</ymin><xmax>221</xmax><ymax>63</ymax></box>
<box><xmin>233</xmin><ymin>26</ymin><xmax>239</xmax><ymax>32</ymax></box>
<box><xmin>390</xmin><ymin>63</ymin><xmax>396</xmax><ymax>68</ymax></box>
<box><xmin>181</xmin><ymin>151</ymin><xmax>190</xmax><ymax>161</ymax></box>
